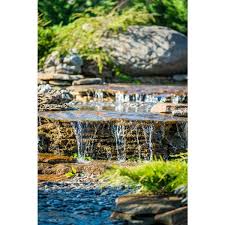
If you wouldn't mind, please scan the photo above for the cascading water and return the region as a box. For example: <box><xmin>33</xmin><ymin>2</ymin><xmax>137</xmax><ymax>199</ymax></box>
<box><xmin>112</xmin><ymin>124</ymin><xmax>126</xmax><ymax>162</ymax></box>
<box><xmin>142</xmin><ymin>125</ymin><xmax>154</xmax><ymax>160</ymax></box>
<box><xmin>71</xmin><ymin>121</ymin><xmax>99</xmax><ymax>160</ymax></box>
<box><xmin>94</xmin><ymin>90</ymin><xmax>104</xmax><ymax>102</ymax></box>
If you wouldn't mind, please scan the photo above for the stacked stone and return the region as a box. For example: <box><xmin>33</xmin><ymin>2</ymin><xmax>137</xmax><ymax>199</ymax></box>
<box><xmin>111</xmin><ymin>194</ymin><xmax>187</xmax><ymax>225</ymax></box>
<box><xmin>38</xmin><ymin>50</ymin><xmax>102</xmax><ymax>86</ymax></box>
<box><xmin>38</xmin><ymin>119</ymin><xmax>187</xmax><ymax>159</ymax></box>
<box><xmin>38</xmin><ymin>86</ymin><xmax>77</xmax><ymax>111</ymax></box>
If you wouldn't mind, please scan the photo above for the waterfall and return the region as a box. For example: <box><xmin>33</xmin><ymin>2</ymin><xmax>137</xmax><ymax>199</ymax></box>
<box><xmin>112</xmin><ymin>124</ymin><xmax>126</xmax><ymax>162</ymax></box>
<box><xmin>94</xmin><ymin>90</ymin><xmax>104</xmax><ymax>102</ymax></box>
<box><xmin>71</xmin><ymin>122</ymin><xmax>99</xmax><ymax>160</ymax></box>
<box><xmin>142</xmin><ymin>125</ymin><xmax>154</xmax><ymax>160</ymax></box>
<box><xmin>134</xmin><ymin>125</ymin><xmax>141</xmax><ymax>160</ymax></box>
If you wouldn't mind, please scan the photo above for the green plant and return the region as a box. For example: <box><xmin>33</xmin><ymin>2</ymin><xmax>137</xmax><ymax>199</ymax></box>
<box><xmin>72</xmin><ymin>153</ymin><xmax>78</xmax><ymax>159</ymax></box>
<box><xmin>38</xmin><ymin>14</ymin><xmax>57</xmax><ymax>68</ymax></box>
<box><xmin>65</xmin><ymin>166</ymin><xmax>77</xmax><ymax>178</ymax></box>
<box><xmin>51</xmin><ymin>7</ymin><xmax>154</xmax><ymax>73</ymax></box>
<box><xmin>102</xmin><ymin>157</ymin><xmax>187</xmax><ymax>194</ymax></box>
<box><xmin>38</xmin><ymin>0</ymin><xmax>187</xmax><ymax>72</ymax></box>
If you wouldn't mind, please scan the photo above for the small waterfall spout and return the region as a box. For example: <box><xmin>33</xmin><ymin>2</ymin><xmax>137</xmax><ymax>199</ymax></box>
<box><xmin>94</xmin><ymin>90</ymin><xmax>104</xmax><ymax>102</ymax></box>
<box><xmin>142</xmin><ymin>125</ymin><xmax>154</xmax><ymax>160</ymax></box>
<box><xmin>71</xmin><ymin>121</ymin><xmax>99</xmax><ymax>160</ymax></box>
<box><xmin>112</xmin><ymin>124</ymin><xmax>126</xmax><ymax>162</ymax></box>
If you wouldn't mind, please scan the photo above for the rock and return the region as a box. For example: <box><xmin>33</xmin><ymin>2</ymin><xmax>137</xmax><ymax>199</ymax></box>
<box><xmin>49</xmin><ymin>80</ymin><xmax>72</xmax><ymax>86</ymax></box>
<box><xmin>172</xmin><ymin>95</ymin><xmax>188</xmax><ymax>104</ymax></box>
<box><xmin>44</xmin><ymin>50</ymin><xmax>83</xmax><ymax>75</ymax></box>
<box><xmin>101</xmin><ymin>26</ymin><xmax>187</xmax><ymax>76</ymax></box>
<box><xmin>72</xmin><ymin>78</ymin><xmax>102</xmax><ymax>85</ymax></box>
<box><xmin>56</xmin><ymin>64</ymin><xmax>81</xmax><ymax>75</ymax></box>
<box><xmin>44</xmin><ymin>66</ymin><xmax>56</xmax><ymax>74</ymax></box>
<box><xmin>154</xmin><ymin>206</ymin><xmax>187</xmax><ymax>225</ymax></box>
<box><xmin>172</xmin><ymin>109</ymin><xmax>188</xmax><ymax>117</ymax></box>
<box><xmin>81</xmin><ymin>59</ymin><xmax>113</xmax><ymax>81</ymax></box>
<box><xmin>38</xmin><ymin>88</ymin><xmax>75</xmax><ymax>111</ymax></box>
<box><xmin>151</xmin><ymin>103</ymin><xmax>187</xmax><ymax>114</ymax></box>
<box><xmin>44</xmin><ymin>51</ymin><xmax>60</xmax><ymax>68</ymax></box>
<box><xmin>111</xmin><ymin>195</ymin><xmax>184</xmax><ymax>224</ymax></box>
<box><xmin>38</xmin><ymin>154</ymin><xmax>77</xmax><ymax>164</ymax></box>
<box><xmin>63</xmin><ymin>54</ymin><xmax>83</xmax><ymax>67</ymax></box>
<box><xmin>173</xmin><ymin>74</ymin><xmax>187</xmax><ymax>82</ymax></box>
<box><xmin>38</xmin><ymin>84</ymin><xmax>52</xmax><ymax>94</ymax></box>
<box><xmin>38</xmin><ymin>79</ymin><xmax>48</xmax><ymax>85</ymax></box>
<box><xmin>114</xmin><ymin>195</ymin><xmax>181</xmax><ymax>216</ymax></box>
<box><xmin>38</xmin><ymin>73</ymin><xmax>84</xmax><ymax>81</ymax></box>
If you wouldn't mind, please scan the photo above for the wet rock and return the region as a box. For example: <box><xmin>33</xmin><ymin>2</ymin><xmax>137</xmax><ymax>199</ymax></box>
<box><xmin>172</xmin><ymin>109</ymin><xmax>188</xmax><ymax>117</ymax></box>
<box><xmin>101</xmin><ymin>26</ymin><xmax>187</xmax><ymax>76</ymax></box>
<box><xmin>151</xmin><ymin>103</ymin><xmax>187</xmax><ymax>114</ymax></box>
<box><xmin>173</xmin><ymin>74</ymin><xmax>187</xmax><ymax>82</ymax></box>
<box><xmin>154</xmin><ymin>206</ymin><xmax>187</xmax><ymax>225</ymax></box>
<box><xmin>38</xmin><ymin>87</ymin><xmax>77</xmax><ymax>111</ymax></box>
<box><xmin>72</xmin><ymin>78</ymin><xmax>102</xmax><ymax>85</ymax></box>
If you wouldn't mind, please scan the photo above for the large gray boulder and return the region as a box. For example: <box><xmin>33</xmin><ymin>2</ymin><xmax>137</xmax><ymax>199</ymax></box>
<box><xmin>101</xmin><ymin>26</ymin><xmax>187</xmax><ymax>76</ymax></box>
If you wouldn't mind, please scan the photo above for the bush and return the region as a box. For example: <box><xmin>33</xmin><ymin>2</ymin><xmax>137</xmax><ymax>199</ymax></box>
<box><xmin>38</xmin><ymin>15</ymin><xmax>57</xmax><ymax>68</ymax></box>
<box><xmin>102</xmin><ymin>157</ymin><xmax>187</xmax><ymax>194</ymax></box>
<box><xmin>38</xmin><ymin>0</ymin><xmax>187</xmax><ymax>69</ymax></box>
<box><xmin>49</xmin><ymin>7</ymin><xmax>154</xmax><ymax>73</ymax></box>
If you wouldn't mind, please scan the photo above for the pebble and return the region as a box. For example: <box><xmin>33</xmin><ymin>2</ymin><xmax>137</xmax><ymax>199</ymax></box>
<box><xmin>39</xmin><ymin>176</ymin><xmax>133</xmax><ymax>225</ymax></box>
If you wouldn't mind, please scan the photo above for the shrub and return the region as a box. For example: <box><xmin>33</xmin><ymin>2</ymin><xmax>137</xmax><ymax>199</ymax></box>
<box><xmin>51</xmin><ymin>7</ymin><xmax>155</xmax><ymax>73</ymax></box>
<box><xmin>38</xmin><ymin>15</ymin><xmax>57</xmax><ymax>68</ymax></box>
<box><xmin>102</xmin><ymin>157</ymin><xmax>187</xmax><ymax>194</ymax></box>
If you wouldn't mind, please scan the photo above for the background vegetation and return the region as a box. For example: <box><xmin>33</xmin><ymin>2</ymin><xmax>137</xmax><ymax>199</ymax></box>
<box><xmin>38</xmin><ymin>0</ymin><xmax>187</xmax><ymax>70</ymax></box>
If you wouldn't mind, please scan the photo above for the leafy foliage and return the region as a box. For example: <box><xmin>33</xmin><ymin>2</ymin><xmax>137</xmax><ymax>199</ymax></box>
<box><xmin>65</xmin><ymin>166</ymin><xmax>77</xmax><ymax>178</ymax></box>
<box><xmin>102</xmin><ymin>157</ymin><xmax>187</xmax><ymax>194</ymax></box>
<box><xmin>38</xmin><ymin>0</ymin><xmax>187</xmax><ymax>70</ymax></box>
<box><xmin>48</xmin><ymin>7</ymin><xmax>154</xmax><ymax>73</ymax></box>
<box><xmin>38</xmin><ymin>15</ymin><xmax>57</xmax><ymax>67</ymax></box>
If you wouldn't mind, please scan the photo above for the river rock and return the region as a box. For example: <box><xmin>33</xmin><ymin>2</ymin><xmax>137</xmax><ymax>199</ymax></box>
<box><xmin>72</xmin><ymin>78</ymin><xmax>102</xmax><ymax>85</ymax></box>
<box><xmin>49</xmin><ymin>80</ymin><xmax>72</xmax><ymax>86</ymax></box>
<box><xmin>151</xmin><ymin>103</ymin><xmax>187</xmax><ymax>114</ymax></box>
<box><xmin>101</xmin><ymin>26</ymin><xmax>187</xmax><ymax>76</ymax></box>
<box><xmin>154</xmin><ymin>206</ymin><xmax>187</xmax><ymax>225</ymax></box>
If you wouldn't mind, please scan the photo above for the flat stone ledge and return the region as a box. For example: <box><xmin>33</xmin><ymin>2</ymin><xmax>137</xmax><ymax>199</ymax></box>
<box><xmin>38</xmin><ymin>73</ymin><xmax>84</xmax><ymax>81</ymax></box>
